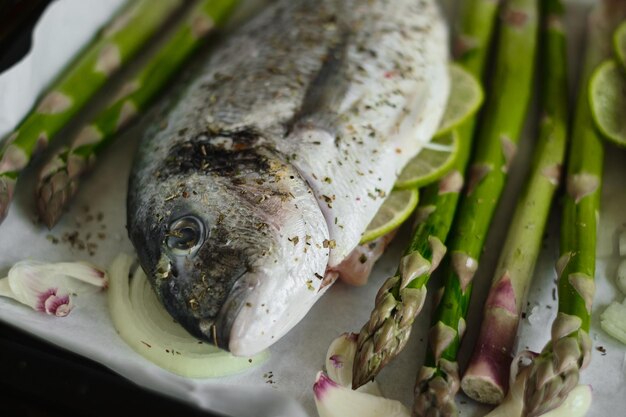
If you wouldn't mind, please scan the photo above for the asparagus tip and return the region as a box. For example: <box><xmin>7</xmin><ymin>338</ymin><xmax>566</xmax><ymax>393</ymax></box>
<box><xmin>522</xmin><ymin>316</ymin><xmax>591</xmax><ymax>417</ymax></box>
<box><xmin>351</xmin><ymin>280</ymin><xmax>427</xmax><ymax>389</ymax></box>
<box><xmin>523</xmin><ymin>360</ymin><xmax>580</xmax><ymax>417</ymax></box>
<box><xmin>36</xmin><ymin>179</ymin><xmax>73</xmax><ymax>230</ymax></box>
<box><xmin>38</xmin><ymin>201</ymin><xmax>63</xmax><ymax>230</ymax></box>
<box><xmin>351</xmin><ymin>340</ymin><xmax>377</xmax><ymax>389</ymax></box>
<box><xmin>0</xmin><ymin>176</ymin><xmax>15</xmax><ymax>224</ymax></box>
<box><xmin>36</xmin><ymin>150</ymin><xmax>83</xmax><ymax>229</ymax></box>
<box><xmin>413</xmin><ymin>366</ymin><xmax>459</xmax><ymax>417</ymax></box>
<box><xmin>351</xmin><ymin>328</ymin><xmax>405</xmax><ymax>389</ymax></box>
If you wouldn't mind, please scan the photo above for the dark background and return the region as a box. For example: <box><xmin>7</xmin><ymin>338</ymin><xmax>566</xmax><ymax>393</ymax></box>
<box><xmin>0</xmin><ymin>326</ymin><xmax>227</xmax><ymax>417</ymax></box>
<box><xmin>0</xmin><ymin>0</ymin><xmax>54</xmax><ymax>72</ymax></box>
<box><xmin>0</xmin><ymin>2</ymin><xmax>226</xmax><ymax>416</ymax></box>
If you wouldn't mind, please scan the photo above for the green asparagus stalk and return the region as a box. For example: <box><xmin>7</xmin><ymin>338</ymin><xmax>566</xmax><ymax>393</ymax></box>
<box><xmin>351</xmin><ymin>0</ymin><xmax>501</xmax><ymax>389</ymax></box>
<box><xmin>0</xmin><ymin>0</ymin><xmax>183</xmax><ymax>224</ymax></box>
<box><xmin>460</xmin><ymin>0</ymin><xmax>569</xmax><ymax>405</ymax></box>
<box><xmin>522</xmin><ymin>2</ymin><xmax>626</xmax><ymax>416</ymax></box>
<box><xmin>413</xmin><ymin>1</ymin><xmax>539</xmax><ymax>415</ymax></box>
<box><xmin>36</xmin><ymin>0</ymin><xmax>239</xmax><ymax>229</ymax></box>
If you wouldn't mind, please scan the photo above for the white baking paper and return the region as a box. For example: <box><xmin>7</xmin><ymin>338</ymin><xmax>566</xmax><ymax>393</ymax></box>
<box><xmin>0</xmin><ymin>1</ymin><xmax>624</xmax><ymax>417</ymax></box>
<box><xmin>0</xmin><ymin>0</ymin><xmax>126</xmax><ymax>139</ymax></box>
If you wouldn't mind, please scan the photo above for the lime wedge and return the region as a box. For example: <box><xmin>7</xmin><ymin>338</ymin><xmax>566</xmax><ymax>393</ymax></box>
<box><xmin>436</xmin><ymin>63</ymin><xmax>484</xmax><ymax>136</ymax></box>
<box><xmin>394</xmin><ymin>130</ymin><xmax>459</xmax><ymax>190</ymax></box>
<box><xmin>360</xmin><ymin>189</ymin><xmax>419</xmax><ymax>244</ymax></box>
<box><xmin>589</xmin><ymin>59</ymin><xmax>626</xmax><ymax>147</ymax></box>
<box><xmin>615</xmin><ymin>21</ymin><xmax>626</xmax><ymax>70</ymax></box>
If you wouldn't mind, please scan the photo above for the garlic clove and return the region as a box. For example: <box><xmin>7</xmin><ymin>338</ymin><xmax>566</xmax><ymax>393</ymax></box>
<box><xmin>326</xmin><ymin>333</ymin><xmax>358</xmax><ymax>387</ymax></box>
<box><xmin>1</xmin><ymin>260</ymin><xmax>107</xmax><ymax>316</ymax></box>
<box><xmin>325</xmin><ymin>332</ymin><xmax>381</xmax><ymax>395</ymax></box>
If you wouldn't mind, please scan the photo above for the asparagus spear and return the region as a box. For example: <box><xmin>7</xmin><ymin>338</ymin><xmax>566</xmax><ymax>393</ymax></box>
<box><xmin>413</xmin><ymin>1</ymin><xmax>539</xmax><ymax>415</ymax></box>
<box><xmin>351</xmin><ymin>0</ymin><xmax>501</xmax><ymax>389</ymax></box>
<box><xmin>0</xmin><ymin>0</ymin><xmax>183</xmax><ymax>224</ymax></box>
<box><xmin>522</xmin><ymin>2</ymin><xmax>626</xmax><ymax>416</ymax></box>
<box><xmin>36</xmin><ymin>0</ymin><xmax>239</xmax><ymax>229</ymax></box>
<box><xmin>460</xmin><ymin>0</ymin><xmax>569</xmax><ymax>404</ymax></box>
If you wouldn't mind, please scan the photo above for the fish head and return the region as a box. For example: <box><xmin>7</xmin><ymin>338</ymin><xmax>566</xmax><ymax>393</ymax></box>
<box><xmin>128</xmin><ymin>135</ymin><xmax>331</xmax><ymax>356</ymax></box>
<box><xmin>130</xmin><ymin>194</ymin><xmax>247</xmax><ymax>347</ymax></box>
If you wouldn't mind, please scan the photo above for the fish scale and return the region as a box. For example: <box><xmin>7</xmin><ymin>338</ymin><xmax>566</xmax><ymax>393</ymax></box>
<box><xmin>128</xmin><ymin>0</ymin><xmax>449</xmax><ymax>356</ymax></box>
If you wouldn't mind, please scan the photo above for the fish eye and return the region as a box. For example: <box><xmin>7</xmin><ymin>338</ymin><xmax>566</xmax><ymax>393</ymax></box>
<box><xmin>166</xmin><ymin>216</ymin><xmax>205</xmax><ymax>255</ymax></box>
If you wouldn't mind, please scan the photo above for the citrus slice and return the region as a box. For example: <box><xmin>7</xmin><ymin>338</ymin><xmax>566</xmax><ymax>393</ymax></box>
<box><xmin>360</xmin><ymin>188</ymin><xmax>419</xmax><ymax>244</ymax></box>
<box><xmin>436</xmin><ymin>63</ymin><xmax>484</xmax><ymax>136</ymax></box>
<box><xmin>615</xmin><ymin>21</ymin><xmax>626</xmax><ymax>70</ymax></box>
<box><xmin>394</xmin><ymin>130</ymin><xmax>459</xmax><ymax>190</ymax></box>
<box><xmin>589</xmin><ymin>59</ymin><xmax>626</xmax><ymax>147</ymax></box>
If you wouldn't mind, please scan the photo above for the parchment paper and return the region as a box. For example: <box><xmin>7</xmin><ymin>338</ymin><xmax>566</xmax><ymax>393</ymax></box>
<box><xmin>0</xmin><ymin>0</ymin><xmax>126</xmax><ymax>139</ymax></box>
<box><xmin>0</xmin><ymin>1</ymin><xmax>624</xmax><ymax>417</ymax></box>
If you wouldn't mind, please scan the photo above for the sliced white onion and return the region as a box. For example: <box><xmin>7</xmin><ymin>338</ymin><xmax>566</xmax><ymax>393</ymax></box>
<box><xmin>618</xmin><ymin>230</ymin><xmax>626</xmax><ymax>257</ymax></box>
<box><xmin>107</xmin><ymin>253</ymin><xmax>268</xmax><ymax>378</ymax></box>
<box><xmin>313</xmin><ymin>372</ymin><xmax>410</xmax><ymax>417</ymax></box>
<box><xmin>0</xmin><ymin>277</ymin><xmax>13</xmax><ymax>298</ymax></box>
<box><xmin>600</xmin><ymin>298</ymin><xmax>626</xmax><ymax>345</ymax></box>
<box><xmin>616</xmin><ymin>260</ymin><xmax>626</xmax><ymax>295</ymax></box>
<box><xmin>0</xmin><ymin>260</ymin><xmax>107</xmax><ymax>316</ymax></box>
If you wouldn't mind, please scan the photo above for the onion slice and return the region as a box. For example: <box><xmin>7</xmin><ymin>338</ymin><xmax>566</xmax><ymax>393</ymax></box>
<box><xmin>616</xmin><ymin>260</ymin><xmax>626</xmax><ymax>295</ymax></box>
<box><xmin>107</xmin><ymin>254</ymin><xmax>268</xmax><ymax>378</ymax></box>
<box><xmin>600</xmin><ymin>297</ymin><xmax>626</xmax><ymax>345</ymax></box>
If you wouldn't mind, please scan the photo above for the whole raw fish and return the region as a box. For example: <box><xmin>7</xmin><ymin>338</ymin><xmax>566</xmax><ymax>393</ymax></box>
<box><xmin>128</xmin><ymin>0</ymin><xmax>449</xmax><ymax>356</ymax></box>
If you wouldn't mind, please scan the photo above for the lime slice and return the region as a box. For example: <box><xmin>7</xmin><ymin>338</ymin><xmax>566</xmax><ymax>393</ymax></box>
<box><xmin>394</xmin><ymin>130</ymin><xmax>459</xmax><ymax>190</ymax></box>
<box><xmin>589</xmin><ymin>59</ymin><xmax>626</xmax><ymax>147</ymax></box>
<box><xmin>360</xmin><ymin>189</ymin><xmax>419</xmax><ymax>244</ymax></box>
<box><xmin>436</xmin><ymin>63</ymin><xmax>484</xmax><ymax>136</ymax></box>
<box><xmin>615</xmin><ymin>21</ymin><xmax>626</xmax><ymax>70</ymax></box>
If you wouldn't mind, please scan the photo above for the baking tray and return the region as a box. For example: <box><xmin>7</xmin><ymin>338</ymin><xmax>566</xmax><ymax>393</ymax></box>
<box><xmin>0</xmin><ymin>1</ymin><xmax>623</xmax><ymax>417</ymax></box>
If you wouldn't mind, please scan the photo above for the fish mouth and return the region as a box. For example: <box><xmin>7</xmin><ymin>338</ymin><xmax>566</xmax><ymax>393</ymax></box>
<box><xmin>213</xmin><ymin>275</ymin><xmax>258</xmax><ymax>352</ymax></box>
<box><xmin>152</xmin><ymin>249</ymin><xmax>252</xmax><ymax>352</ymax></box>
